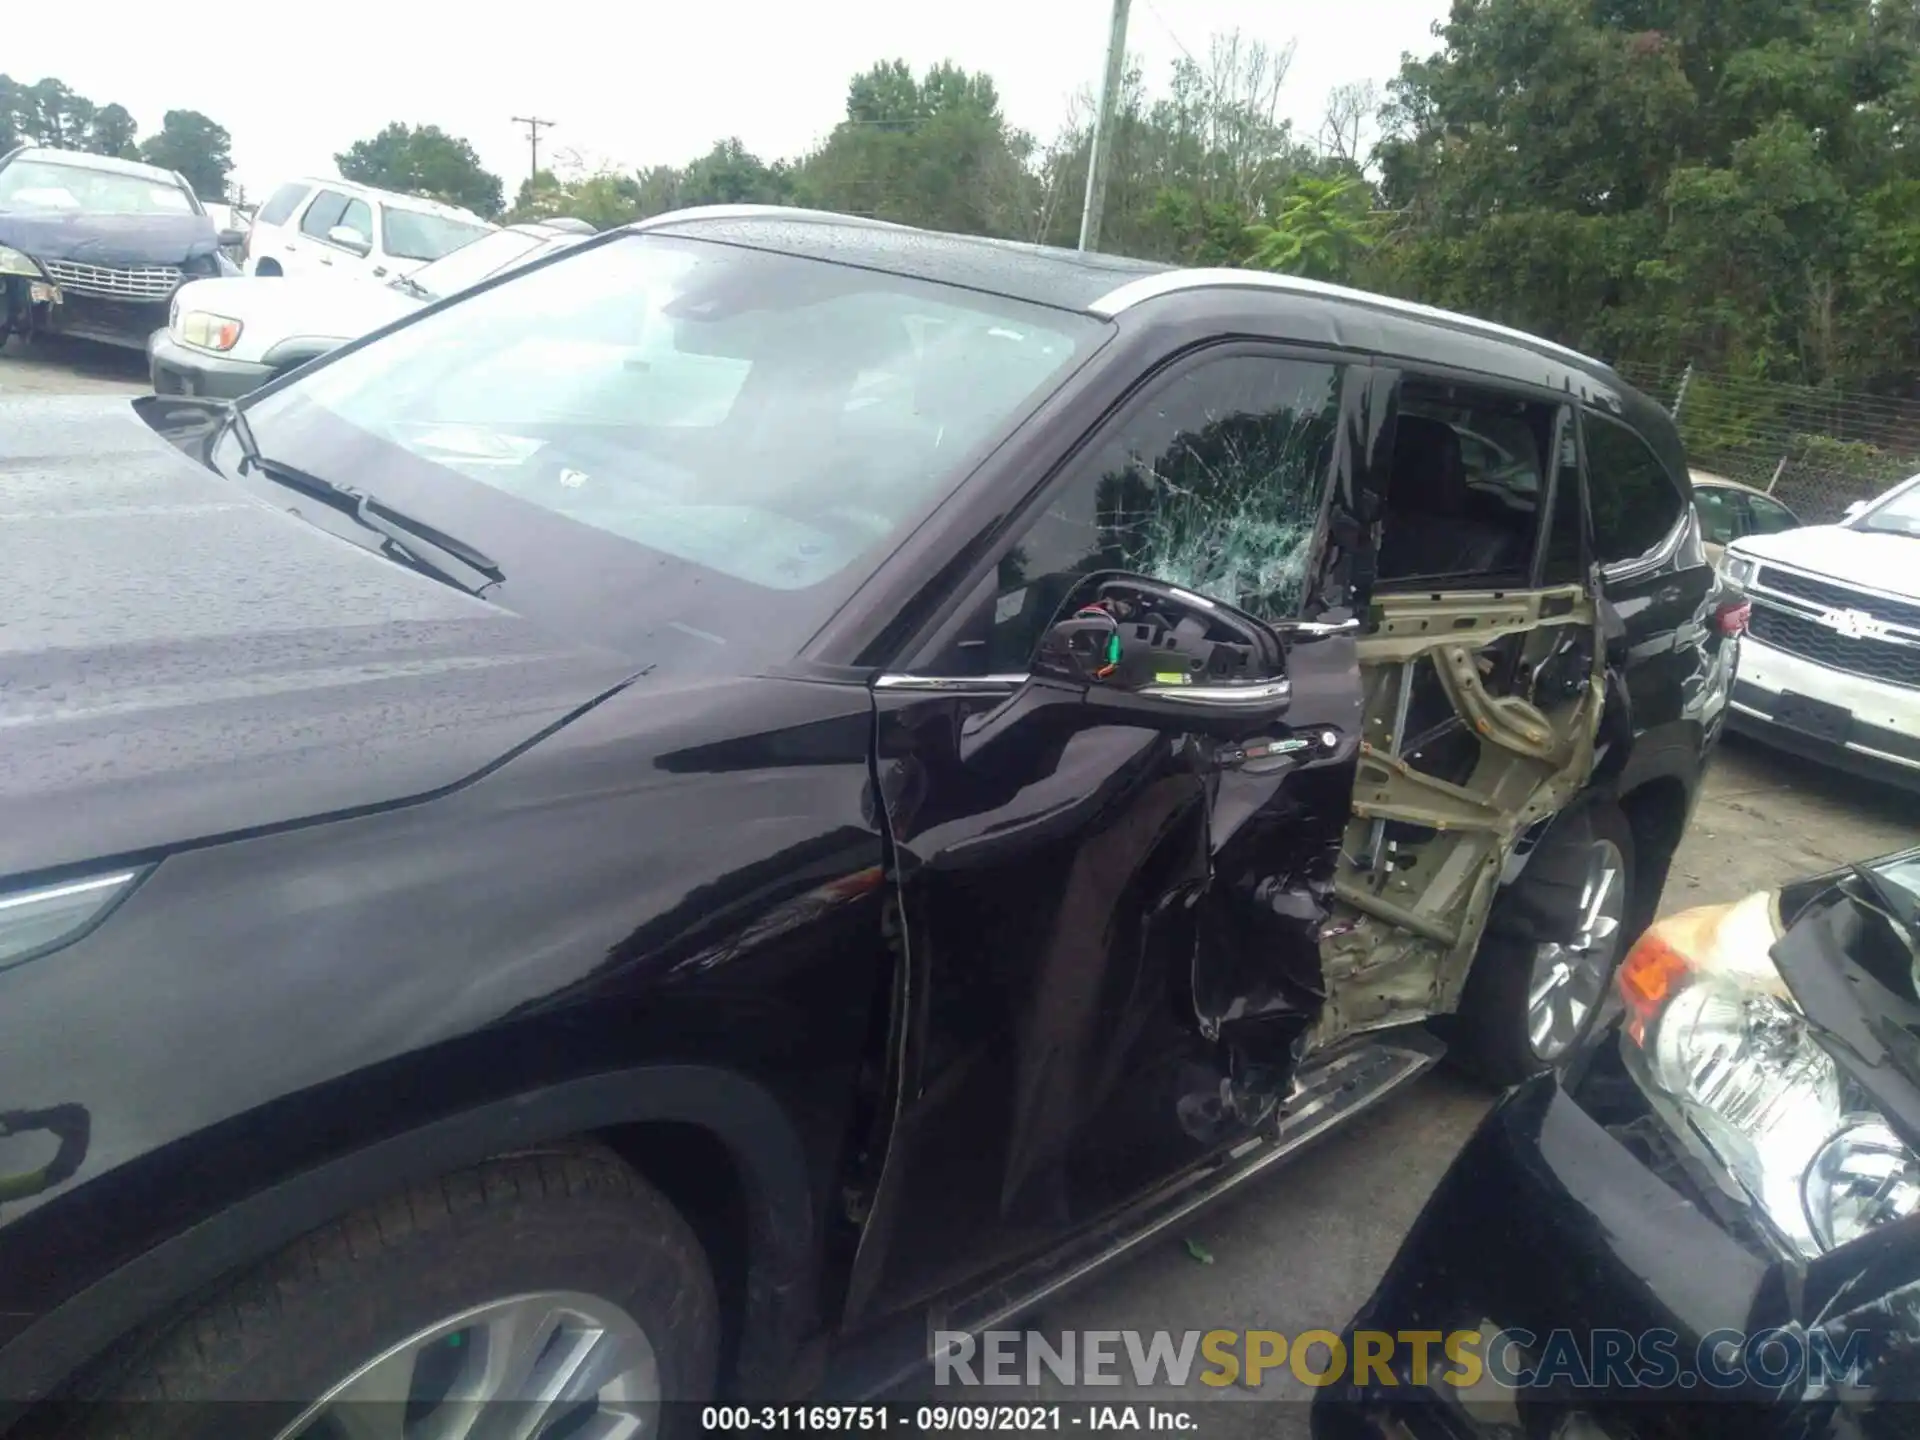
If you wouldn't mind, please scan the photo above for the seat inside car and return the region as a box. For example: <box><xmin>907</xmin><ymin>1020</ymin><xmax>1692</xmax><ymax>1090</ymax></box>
<box><xmin>1377</xmin><ymin>414</ymin><xmax>1532</xmax><ymax>584</ymax></box>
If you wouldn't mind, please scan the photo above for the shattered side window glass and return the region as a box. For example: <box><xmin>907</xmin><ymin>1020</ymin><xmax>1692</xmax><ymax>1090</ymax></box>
<box><xmin>988</xmin><ymin>356</ymin><xmax>1341</xmax><ymax>671</ymax></box>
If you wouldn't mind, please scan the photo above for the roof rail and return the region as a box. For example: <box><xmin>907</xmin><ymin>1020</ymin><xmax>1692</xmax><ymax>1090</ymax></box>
<box><xmin>1087</xmin><ymin>268</ymin><xmax>1607</xmax><ymax>371</ymax></box>
<box><xmin>630</xmin><ymin>204</ymin><xmax>913</xmax><ymax>231</ymax></box>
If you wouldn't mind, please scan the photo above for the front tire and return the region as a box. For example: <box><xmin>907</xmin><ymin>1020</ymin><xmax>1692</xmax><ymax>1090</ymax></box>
<box><xmin>48</xmin><ymin>1145</ymin><xmax>720</xmax><ymax>1440</ymax></box>
<box><xmin>1451</xmin><ymin>801</ymin><xmax>1636</xmax><ymax>1088</ymax></box>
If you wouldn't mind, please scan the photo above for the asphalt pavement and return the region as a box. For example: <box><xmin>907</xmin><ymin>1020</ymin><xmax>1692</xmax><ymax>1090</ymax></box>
<box><xmin>6</xmin><ymin>335</ymin><xmax>1917</xmax><ymax>1438</ymax></box>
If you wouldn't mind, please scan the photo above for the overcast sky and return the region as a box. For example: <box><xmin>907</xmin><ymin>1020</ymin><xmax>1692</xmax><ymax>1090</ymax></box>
<box><xmin>14</xmin><ymin>0</ymin><xmax>1448</xmax><ymax>200</ymax></box>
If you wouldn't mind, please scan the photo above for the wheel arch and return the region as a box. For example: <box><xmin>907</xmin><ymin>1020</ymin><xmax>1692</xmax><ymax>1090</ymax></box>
<box><xmin>0</xmin><ymin>1065</ymin><xmax>817</xmax><ymax>1412</ymax></box>
<box><xmin>1608</xmin><ymin>720</ymin><xmax>1704</xmax><ymax>933</ymax></box>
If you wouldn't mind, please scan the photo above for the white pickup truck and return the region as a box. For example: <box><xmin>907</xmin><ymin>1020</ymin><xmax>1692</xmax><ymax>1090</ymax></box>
<box><xmin>1724</xmin><ymin>471</ymin><xmax>1920</xmax><ymax>787</ymax></box>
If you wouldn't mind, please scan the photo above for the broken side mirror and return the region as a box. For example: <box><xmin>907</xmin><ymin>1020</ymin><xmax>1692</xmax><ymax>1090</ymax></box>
<box><xmin>1034</xmin><ymin>574</ymin><xmax>1284</xmax><ymax>691</ymax></box>
<box><xmin>960</xmin><ymin>576</ymin><xmax>1293</xmax><ymax>762</ymax></box>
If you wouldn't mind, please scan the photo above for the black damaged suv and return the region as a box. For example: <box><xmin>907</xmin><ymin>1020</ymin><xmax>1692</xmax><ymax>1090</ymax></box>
<box><xmin>0</xmin><ymin>207</ymin><xmax>1732</xmax><ymax>1437</ymax></box>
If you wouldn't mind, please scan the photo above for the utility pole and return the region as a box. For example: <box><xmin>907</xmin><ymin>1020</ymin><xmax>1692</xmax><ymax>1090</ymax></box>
<box><xmin>1077</xmin><ymin>0</ymin><xmax>1132</xmax><ymax>252</ymax></box>
<box><xmin>512</xmin><ymin>115</ymin><xmax>556</xmax><ymax>183</ymax></box>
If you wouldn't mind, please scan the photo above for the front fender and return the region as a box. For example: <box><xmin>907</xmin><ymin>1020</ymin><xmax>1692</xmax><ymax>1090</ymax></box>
<box><xmin>0</xmin><ymin>1064</ymin><xmax>815</xmax><ymax>1411</ymax></box>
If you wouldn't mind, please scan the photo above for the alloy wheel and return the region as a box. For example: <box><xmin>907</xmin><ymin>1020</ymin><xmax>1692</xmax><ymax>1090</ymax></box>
<box><xmin>1524</xmin><ymin>837</ymin><xmax>1627</xmax><ymax>1062</ymax></box>
<box><xmin>274</xmin><ymin>1290</ymin><xmax>659</xmax><ymax>1440</ymax></box>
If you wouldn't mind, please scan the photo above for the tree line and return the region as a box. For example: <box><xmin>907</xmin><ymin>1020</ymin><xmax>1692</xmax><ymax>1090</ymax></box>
<box><xmin>10</xmin><ymin>0</ymin><xmax>1920</xmax><ymax>396</ymax></box>
<box><xmin>1</xmin><ymin>76</ymin><xmax>235</xmax><ymax>204</ymax></box>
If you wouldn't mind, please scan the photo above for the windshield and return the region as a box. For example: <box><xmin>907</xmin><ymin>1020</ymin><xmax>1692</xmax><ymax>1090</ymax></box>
<box><xmin>407</xmin><ymin>228</ymin><xmax>550</xmax><ymax>298</ymax></box>
<box><xmin>0</xmin><ymin>158</ymin><xmax>195</xmax><ymax>216</ymax></box>
<box><xmin>1854</xmin><ymin>476</ymin><xmax>1920</xmax><ymax>537</ymax></box>
<box><xmin>237</xmin><ymin>232</ymin><xmax>1098</xmax><ymax>665</ymax></box>
<box><xmin>381</xmin><ymin>206</ymin><xmax>494</xmax><ymax>262</ymax></box>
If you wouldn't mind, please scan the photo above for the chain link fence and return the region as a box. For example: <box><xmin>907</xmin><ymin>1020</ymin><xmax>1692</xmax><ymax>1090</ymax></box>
<box><xmin>1616</xmin><ymin>362</ymin><xmax>1920</xmax><ymax>523</ymax></box>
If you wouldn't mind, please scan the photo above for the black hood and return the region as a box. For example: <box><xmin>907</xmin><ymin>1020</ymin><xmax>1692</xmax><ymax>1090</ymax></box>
<box><xmin>0</xmin><ymin>396</ymin><xmax>643</xmax><ymax>882</ymax></box>
<box><xmin>1773</xmin><ymin>867</ymin><xmax>1920</xmax><ymax>1145</ymax></box>
<box><xmin>0</xmin><ymin>209</ymin><xmax>218</xmax><ymax>267</ymax></box>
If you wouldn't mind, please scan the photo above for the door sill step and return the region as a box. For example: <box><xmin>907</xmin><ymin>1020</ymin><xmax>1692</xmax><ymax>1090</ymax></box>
<box><xmin>937</xmin><ymin>1036</ymin><xmax>1441</xmax><ymax>1339</ymax></box>
<box><xmin>822</xmin><ymin>1034</ymin><xmax>1440</xmax><ymax>1400</ymax></box>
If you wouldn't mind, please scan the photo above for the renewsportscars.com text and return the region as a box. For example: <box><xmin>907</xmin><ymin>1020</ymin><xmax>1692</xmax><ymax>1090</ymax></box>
<box><xmin>931</xmin><ymin>1327</ymin><xmax>1870</xmax><ymax>1392</ymax></box>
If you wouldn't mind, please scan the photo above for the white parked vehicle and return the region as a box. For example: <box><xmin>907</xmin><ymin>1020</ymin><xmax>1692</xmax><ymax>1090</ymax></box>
<box><xmin>149</xmin><ymin>218</ymin><xmax>596</xmax><ymax>398</ymax></box>
<box><xmin>241</xmin><ymin>176</ymin><xmax>495</xmax><ymax>282</ymax></box>
<box><xmin>1724</xmin><ymin>471</ymin><xmax>1920</xmax><ymax>787</ymax></box>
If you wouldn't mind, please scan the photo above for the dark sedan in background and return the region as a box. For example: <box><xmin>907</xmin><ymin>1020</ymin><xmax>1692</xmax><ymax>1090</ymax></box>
<box><xmin>1317</xmin><ymin>845</ymin><xmax>1920</xmax><ymax>1440</ymax></box>
<box><xmin>0</xmin><ymin>144</ymin><xmax>241</xmax><ymax>351</ymax></box>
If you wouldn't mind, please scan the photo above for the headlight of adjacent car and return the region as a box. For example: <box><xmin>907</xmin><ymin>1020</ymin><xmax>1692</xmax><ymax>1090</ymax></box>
<box><xmin>176</xmin><ymin>310</ymin><xmax>243</xmax><ymax>352</ymax></box>
<box><xmin>0</xmin><ymin>244</ymin><xmax>44</xmax><ymax>279</ymax></box>
<box><xmin>1722</xmin><ymin>548</ymin><xmax>1758</xmax><ymax>588</ymax></box>
<box><xmin>0</xmin><ymin>870</ymin><xmax>143</xmax><ymax>971</ymax></box>
<box><xmin>1617</xmin><ymin>894</ymin><xmax>1920</xmax><ymax>1256</ymax></box>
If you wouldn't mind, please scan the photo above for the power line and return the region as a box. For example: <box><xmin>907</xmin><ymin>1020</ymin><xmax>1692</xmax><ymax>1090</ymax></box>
<box><xmin>1141</xmin><ymin>0</ymin><xmax>1199</xmax><ymax>68</ymax></box>
<box><xmin>511</xmin><ymin>115</ymin><xmax>556</xmax><ymax>183</ymax></box>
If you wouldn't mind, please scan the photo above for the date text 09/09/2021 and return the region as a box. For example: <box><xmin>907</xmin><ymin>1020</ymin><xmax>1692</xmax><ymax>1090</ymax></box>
<box><xmin>699</xmin><ymin>1406</ymin><xmax>1198</xmax><ymax>1432</ymax></box>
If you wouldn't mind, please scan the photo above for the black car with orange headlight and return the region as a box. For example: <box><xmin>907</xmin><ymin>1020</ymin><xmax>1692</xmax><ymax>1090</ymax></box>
<box><xmin>1316</xmin><ymin>845</ymin><xmax>1920</xmax><ymax>1440</ymax></box>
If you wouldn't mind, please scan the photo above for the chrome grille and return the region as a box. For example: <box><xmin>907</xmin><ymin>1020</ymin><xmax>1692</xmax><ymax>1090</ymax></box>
<box><xmin>41</xmin><ymin>259</ymin><xmax>184</xmax><ymax>302</ymax></box>
<box><xmin>1747</xmin><ymin>604</ymin><xmax>1920</xmax><ymax>690</ymax></box>
<box><xmin>1755</xmin><ymin>565</ymin><xmax>1920</xmax><ymax>633</ymax></box>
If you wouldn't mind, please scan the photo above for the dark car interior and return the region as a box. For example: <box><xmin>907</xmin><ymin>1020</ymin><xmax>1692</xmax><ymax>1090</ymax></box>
<box><xmin>1369</xmin><ymin>388</ymin><xmax>1578</xmax><ymax>793</ymax></box>
<box><xmin>1375</xmin><ymin>403</ymin><xmax>1546</xmax><ymax>587</ymax></box>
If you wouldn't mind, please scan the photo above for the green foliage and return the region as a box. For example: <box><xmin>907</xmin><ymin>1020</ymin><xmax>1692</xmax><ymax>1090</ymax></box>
<box><xmin>1373</xmin><ymin>0</ymin><xmax>1920</xmax><ymax>387</ymax></box>
<box><xmin>0</xmin><ymin>76</ymin><xmax>195</xmax><ymax>171</ymax></box>
<box><xmin>336</xmin><ymin>123</ymin><xmax>504</xmax><ymax>218</ymax></box>
<box><xmin>139</xmin><ymin>111</ymin><xmax>233</xmax><ymax>201</ymax></box>
<box><xmin>88</xmin><ymin>104</ymin><xmax>139</xmax><ymax>161</ymax></box>
<box><xmin>0</xmin><ymin>77</ymin><xmax>234</xmax><ymax>199</ymax></box>
<box><xmin>795</xmin><ymin>61</ymin><xmax>1034</xmax><ymax>236</ymax></box>
<box><xmin>1245</xmin><ymin>175</ymin><xmax>1376</xmax><ymax>282</ymax></box>
<box><xmin>509</xmin><ymin>167</ymin><xmax>646</xmax><ymax>227</ymax></box>
<box><xmin>1783</xmin><ymin>432</ymin><xmax>1909</xmax><ymax>491</ymax></box>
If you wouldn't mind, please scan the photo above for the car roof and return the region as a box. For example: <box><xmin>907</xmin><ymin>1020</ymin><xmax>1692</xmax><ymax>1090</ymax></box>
<box><xmin>283</xmin><ymin>175</ymin><xmax>488</xmax><ymax>222</ymax></box>
<box><xmin>633</xmin><ymin>205</ymin><xmax>1625</xmax><ymax>379</ymax></box>
<box><xmin>623</xmin><ymin>206</ymin><xmax>1685</xmax><ymax>468</ymax></box>
<box><xmin>631</xmin><ymin>206</ymin><xmax>1170</xmax><ymax>311</ymax></box>
<box><xmin>8</xmin><ymin>145</ymin><xmax>185</xmax><ymax>186</ymax></box>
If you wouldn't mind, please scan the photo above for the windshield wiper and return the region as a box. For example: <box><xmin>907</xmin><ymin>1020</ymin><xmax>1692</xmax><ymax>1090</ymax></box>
<box><xmin>221</xmin><ymin>401</ymin><xmax>505</xmax><ymax>595</ymax></box>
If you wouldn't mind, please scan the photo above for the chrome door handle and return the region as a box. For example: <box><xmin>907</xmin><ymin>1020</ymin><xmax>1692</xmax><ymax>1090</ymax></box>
<box><xmin>1278</xmin><ymin>617</ymin><xmax>1361</xmax><ymax>640</ymax></box>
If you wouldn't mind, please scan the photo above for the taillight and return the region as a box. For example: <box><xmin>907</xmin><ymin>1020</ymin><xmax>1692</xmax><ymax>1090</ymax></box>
<box><xmin>1715</xmin><ymin>599</ymin><xmax>1751</xmax><ymax>635</ymax></box>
